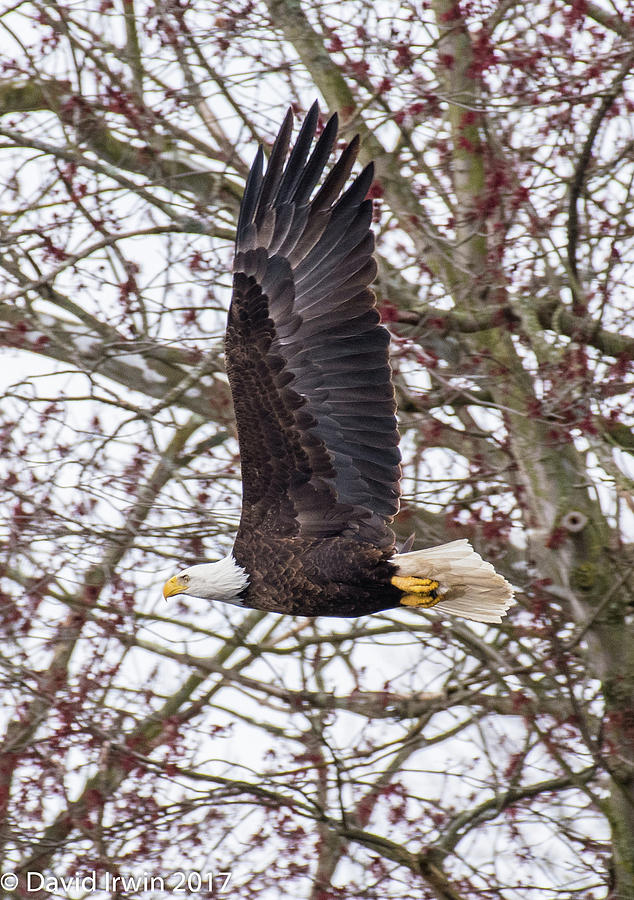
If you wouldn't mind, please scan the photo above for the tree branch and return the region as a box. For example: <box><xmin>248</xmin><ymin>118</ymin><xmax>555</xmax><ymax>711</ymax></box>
<box><xmin>567</xmin><ymin>48</ymin><xmax>634</xmax><ymax>293</ymax></box>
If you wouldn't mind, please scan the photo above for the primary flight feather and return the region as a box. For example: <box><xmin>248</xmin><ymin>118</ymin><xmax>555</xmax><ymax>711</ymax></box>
<box><xmin>163</xmin><ymin>103</ymin><xmax>514</xmax><ymax>623</ymax></box>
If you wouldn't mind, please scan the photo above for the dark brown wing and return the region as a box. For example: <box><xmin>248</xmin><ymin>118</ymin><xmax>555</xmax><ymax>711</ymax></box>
<box><xmin>226</xmin><ymin>103</ymin><xmax>400</xmax><ymax>549</ymax></box>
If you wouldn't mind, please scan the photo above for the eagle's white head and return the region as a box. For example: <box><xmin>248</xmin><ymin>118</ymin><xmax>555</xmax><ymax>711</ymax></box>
<box><xmin>162</xmin><ymin>555</ymin><xmax>249</xmax><ymax>604</ymax></box>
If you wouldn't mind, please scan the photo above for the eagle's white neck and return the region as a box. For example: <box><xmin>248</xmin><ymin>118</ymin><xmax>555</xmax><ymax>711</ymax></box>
<box><xmin>181</xmin><ymin>555</ymin><xmax>249</xmax><ymax>603</ymax></box>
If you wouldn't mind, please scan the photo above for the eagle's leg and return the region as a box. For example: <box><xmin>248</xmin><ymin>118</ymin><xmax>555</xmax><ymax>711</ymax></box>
<box><xmin>391</xmin><ymin>575</ymin><xmax>444</xmax><ymax>609</ymax></box>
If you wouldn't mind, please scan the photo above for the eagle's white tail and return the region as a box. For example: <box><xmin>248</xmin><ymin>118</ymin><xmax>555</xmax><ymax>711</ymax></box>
<box><xmin>392</xmin><ymin>539</ymin><xmax>514</xmax><ymax>624</ymax></box>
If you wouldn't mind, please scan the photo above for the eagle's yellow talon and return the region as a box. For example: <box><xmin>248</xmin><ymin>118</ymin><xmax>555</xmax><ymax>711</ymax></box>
<box><xmin>391</xmin><ymin>575</ymin><xmax>439</xmax><ymax>593</ymax></box>
<box><xmin>392</xmin><ymin>575</ymin><xmax>444</xmax><ymax>608</ymax></box>
<box><xmin>400</xmin><ymin>593</ymin><xmax>442</xmax><ymax>608</ymax></box>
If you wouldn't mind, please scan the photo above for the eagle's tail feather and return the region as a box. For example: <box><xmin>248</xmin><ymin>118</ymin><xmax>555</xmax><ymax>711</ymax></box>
<box><xmin>391</xmin><ymin>539</ymin><xmax>514</xmax><ymax>624</ymax></box>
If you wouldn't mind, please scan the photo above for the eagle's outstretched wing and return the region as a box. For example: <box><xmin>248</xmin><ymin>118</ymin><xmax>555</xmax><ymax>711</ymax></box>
<box><xmin>226</xmin><ymin>103</ymin><xmax>400</xmax><ymax>549</ymax></box>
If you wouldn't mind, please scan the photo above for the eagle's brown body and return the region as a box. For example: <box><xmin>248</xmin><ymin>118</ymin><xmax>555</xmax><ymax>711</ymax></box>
<box><xmin>232</xmin><ymin>534</ymin><xmax>400</xmax><ymax>617</ymax></box>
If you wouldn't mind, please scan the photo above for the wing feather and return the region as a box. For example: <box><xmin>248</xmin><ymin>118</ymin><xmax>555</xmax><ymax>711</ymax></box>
<box><xmin>275</xmin><ymin>102</ymin><xmax>320</xmax><ymax>204</ymax></box>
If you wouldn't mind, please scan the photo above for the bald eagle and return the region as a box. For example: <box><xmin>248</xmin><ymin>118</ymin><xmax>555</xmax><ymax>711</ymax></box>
<box><xmin>163</xmin><ymin>104</ymin><xmax>514</xmax><ymax>623</ymax></box>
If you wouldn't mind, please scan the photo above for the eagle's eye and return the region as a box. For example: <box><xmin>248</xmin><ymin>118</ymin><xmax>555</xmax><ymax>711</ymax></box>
<box><xmin>182</xmin><ymin>574</ymin><xmax>190</xmax><ymax>584</ymax></box>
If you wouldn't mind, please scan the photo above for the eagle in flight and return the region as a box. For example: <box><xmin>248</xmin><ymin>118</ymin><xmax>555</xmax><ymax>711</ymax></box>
<box><xmin>163</xmin><ymin>104</ymin><xmax>514</xmax><ymax>623</ymax></box>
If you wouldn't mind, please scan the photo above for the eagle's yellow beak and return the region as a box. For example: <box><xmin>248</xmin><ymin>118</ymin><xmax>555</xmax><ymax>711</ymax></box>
<box><xmin>163</xmin><ymin>574</ymin><xmax>188</xmax><ymax>600</ymax></box>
